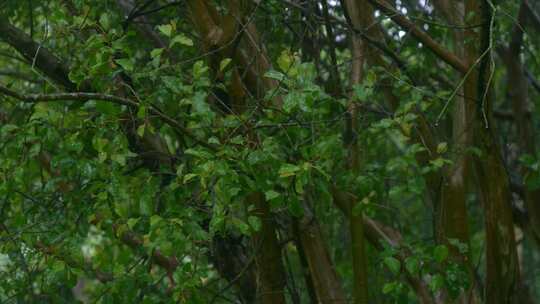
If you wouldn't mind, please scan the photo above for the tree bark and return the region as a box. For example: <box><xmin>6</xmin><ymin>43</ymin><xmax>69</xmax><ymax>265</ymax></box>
<box><xmin>466</xmin><ymin>1</ymin><xmax>520</xmax><ymax>302</ymax></box>
<box><xmin>332</xmin><ymin>187</ymin><xmax>435</xmax><ymax>304</ymax></box>
<box><xmin>295</xmin><ymin>193</ymin><xmax>347</xmax><ymax>303</ymax></box>
<box><xmin>341</xmin><ymin>1</ymin><xmax>370</xmax><ymax>302</ymax></box>
<box><xmin>248</xmin><ymin>192</ymin><xmax>287</xmax><ymax>304</ymax></box>
<box><xmin>431</xmin><ymin>1</ymin><xmax>477</xmax><ymax>301</ymax></box>
<box><xmin>498</xmin><ymin>0</ymin><xmax>540</xmax><ymax>247</ymax></box>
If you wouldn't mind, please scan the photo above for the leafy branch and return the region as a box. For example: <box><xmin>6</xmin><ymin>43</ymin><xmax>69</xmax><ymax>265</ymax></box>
<box><xmin>0</xmin><ymin>84</ymin><xmax>216</xmax><ymax>150</ymax></box>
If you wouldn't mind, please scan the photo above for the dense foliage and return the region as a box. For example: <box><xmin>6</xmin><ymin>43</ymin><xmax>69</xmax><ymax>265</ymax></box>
<box><xmin>0</xmin><ymin>0</ymin><xmax>539</xmax><ymax>303</ymax></box>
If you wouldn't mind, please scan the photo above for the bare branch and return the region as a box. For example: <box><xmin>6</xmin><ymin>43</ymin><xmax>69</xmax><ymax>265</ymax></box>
<box><xmin>0</xmin><ymin>19</ymin><xmax>77</xmax><ymax>90</ymax></box>
<box><xmin>524</xmin><ymin>0</ymin><xmax>540</xmax><ymax>32</ymax></box>
<box><xmin>367</xmin><ymin>0</ymin><xmax>469</xmax><ymax>73</ymax></box>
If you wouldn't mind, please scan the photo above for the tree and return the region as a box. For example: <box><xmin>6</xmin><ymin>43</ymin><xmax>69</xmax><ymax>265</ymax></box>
<box><xmin>0</xmin><ymin>1</ymin><xmax>539</xmax><ymax>303</ymax></box>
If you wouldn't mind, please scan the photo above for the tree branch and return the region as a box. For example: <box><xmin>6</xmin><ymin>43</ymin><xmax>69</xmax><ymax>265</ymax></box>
<box><xmin>0</xmin><ymin>19</ymin><xmax>77</xmax><ymax>90</ymax></box>
<box><xmin>366</xmin><ymin>0</ymin><xmax>469</xmax><ymax>73</ymax></box>
<box><xmin>331</xmin><ymin>186</ymin><xmax>435</xmax><ymax>304</ymax></box>
<box><xmin>114</xmin><ymin>225</ymin><xmax>179</xmax><ymax>273</ymax></box>
<box><xmin>0</xmin><ymin>84</ymin><xmax>216</xmax><ymax>151</ymax></box>
<box><xmin>524</xmin><ymin>0</ymin><xmax>540</xmax><ymax>32</ymax></box>
<box><xmin>0</xmin><ymin>70</ymin><xmax>45</xmax><ymax>84</ymax></box>
<box><xmin>282</xmin><ymin>0</ymin><xmax>412</xmax><ymax>81</ymax></box>
<box><xmin>35</xmin><ymin>241</ymin><xmax>114</xmax><ymax>283</ymax></box>
<box><xmin>117</xmin><ymin>0</ymin><xmax>168</xmax><ymax>50</ymax></box>
<box><xmin>525</xmin><ymin>69</ymin><xmax>540</xmax><ymax>93</ymax></box>
<box><xmin>31</xmin><ymin>152</ymin><xmax>176</xmax><ymax>281</ymax></box>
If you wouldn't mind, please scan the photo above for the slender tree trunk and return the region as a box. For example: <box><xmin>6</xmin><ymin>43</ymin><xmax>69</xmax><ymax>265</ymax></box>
<box><xmin>248</xmin><ymin>193</ymin><xmax>287</xmax><ymax>304</ymax></box>
<box><xmin>498</xmin><ymin>1</ymin><xmax>540</xmax><ymax>245</ymax></box>
<box><xmin>432</xmin><ymin>1</ymin><xmax>476</xmax><ymax>301</ymax></box>
<box><xmin>467</xmin><ymin>1</ymin><xmax>520</xmax><ymax>302</ymax></box>
<box><xmin>497</xmin><ymin>2</ymin><xmax>539</xmax><ymax>302</ymax></box>
<box><xmin>332</xmin><ymin>188</ymin><xmax>435</xmax><ymax>304</ymax></box>
<box><xmin>434</xmin><ymin>0</ymin><xmax>472</xmax><ymax>254</ymax></box>
<box><xmin>342</xmin><ymin>1</ymin><xmax>370</xmax><ymax>302</ymax></box>
<box><xmin>295</xmin><ymin>193</ymin><xmax>347</xmax><ymax>303</ymax></box>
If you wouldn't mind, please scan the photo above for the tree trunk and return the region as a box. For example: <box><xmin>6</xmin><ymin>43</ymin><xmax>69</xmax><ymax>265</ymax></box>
<box><xmin>342</xmin><ymin>1</ymin><xmax>370</xmax><ymax>302</ymax></box>
<box><xmin>295</xmin><ymin>193</ymin><xmax>347</xmax><ymax>303</ymax></box>
<box><xmin>467</xmin><ymin>1</ymin><xmax>520</xmax><ymax>302</ymax></box>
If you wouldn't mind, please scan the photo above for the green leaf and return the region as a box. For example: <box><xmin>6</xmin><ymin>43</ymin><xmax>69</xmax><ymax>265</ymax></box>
<box><xmin>137</xmin><ymin>106</ymin><xmax>147</xmax><ymax>119</ymax></box>
<box><xmin>437</xmin><ymin>142</ymin><xmax>448</xmax><ymax>154</ymax></box>
<box><xmin>382</xmin><ymin>282</ymin><xmax>396</xmax><ymax>294</ymax></box>
<box><xmin>277</xmin><ymin>50</ymin><xmax>296</xmax><ymax>75</ymax></box>
<box><xmin>193</xmin><ymin>60</ymin><xmax>209</xmax><ymax>79</ymax></box>
<box><xmin>429</xmin><ymin>274</ymin><xmax>445</xmax><ymax>292</ymax></box>
<box><xmin>175</xmin><ymin>164</ymin><xmax>185</xmax><ymax>177</ymax></box>
<box><xmin>127</xmin><ymin>218</ymin><xmax>140</xmax><ymax>229</ymax></box>
<box><xmin>159</xmin><ymin>241</ymin><xmax>173</xmax><ymax>256</ymax></box>
<box><xmin>1</xmin><ymin>124</ymin><xmax>18</xmax><ymax>135</ymax></box>
<box><xmin>248</xmin><ymin>216</ymin><xmax>261</xmax><ymax>232</ymax></box>
<box><xmin>140</xmin><ymin>195</ymin><xmax>153</xmax><ymax>216</ymax></box>
<box><xmin>232</xmin><ymin>218</ymin><xmax>250</xmax><ymax>235</ymax></box>
<box><xmin>99</xmin><ymin>13</ymin><xmax>111</xmax><ymax>30</ymax></box>
<box><xmin>111</xmin><ymin>153</ymin><xmax>127</xmax><ymax>166</ymax></box>
<box><xmin>384</xmin><ymin>256</ymin><xmax>401</xmax><ymax>275</ymax></box>
<box><xmin>183</xmin><ymin>173</ymin><xmax>198</xmax><ymax>183</ymax></box>
<box><xmin>405</xmin><ymin>257</ymin><xmax>419</xmax><ymax>275</ymax></box>
<box><xmin>278</xmin><ymin>163</ymin><xmax>301</xmax><ymax>178</ymax></box>
<box><xmin>208</xmin><ymin>137</ymin><xmax>220</xmax><ymax>145</ymax></box>
<box><xmin>448</xmin><ymin>238</ymin><xmax>468</xmax><ymax>254</ymax></box>
<box><xmin>520</xmin><ymin>154</ymin><xmax>536</xmax><ymax>167</ymax></box>
<box><xmin>294</xmin><ymin>177</ymin><xmax>305</xmax><ymax>194</ymax></box>
<box><xmin>115</xmin><ymin>58</ymin><xmax>134</xmax><ymax>72</ymax></box>
<box><xmin>265</xmin><ymin>190</ymin><xmax>280</xmax><ymax>201</ymax></box>
<box><xmin>219</xmin><ymin>58</ymin><xmax>232</xmax><ymax>71</ymax></box>
<box><xmin>170</xmin><ymin>34</ymin><xmax>193</xmax><ymax>47</ymax></box>
<box><xmin>150</xmin><ymin>215</ymin><xmax>162</xmax><ymax>227</ymax></box>
<box><xmin>283</xmin><ymin>91</ymin><xmax>301</xmax><ymax>113</ymax></box>
<box><xmin>93</xmin><ymin>137</ymin><xmax>108</xmax><ymax>152</ymax></box>
<box><xmin>158</xmin><ymin>24</ymin><xmax>173</xmax><ymax>37</ymax></box>
<box><xmin>354</xmin><ymin>84</ymin><xmax>371</xmax><ymax>102</ymax></box>
<box><xmin>137</xmin><ymin>124</ymin><xmax>146</xmax><ymax>137</ymax></box>
<box><xmin>95</xmin><ymin>101</ymin><xmax>121</xmax><ymax>116</ymax></box>
<box><xmin>264</xmin><ymin>70</ymin><xmax>285</xmax><ymax>82</ymax></box>
<box><xmin>433</xmin><ymin>245</ymin><xmax>449</xmax><ymax>263</ymax></box>
<box><xmin>429</xmin><ymin>157</ymin><xmax>448</xmax><ymax>168</ymax></box>
<box><xmin>114</xmin><ymin>201</ymin><xmax>129</xmax><ymax>218</ymax></box>
<box><xmin>288</xmin><ymin>197</ymin><xmax>304</xmax><ymax>217</ymax></box>
<box><xmin>191</xmin><ymin>91</ymin><xmax>213</xmax><ymax>121</ymax></box>
<box><xmin>150</xmin><ymin>48</ymin><xmax>164</xmax><ymax>59</ymax></box>
<box><xmin>365</xmin><ymin>70</ymin><xmax>377</xmax><ymax>87</ymax></box>
<box><xmin>312</xmin><ymin>165</ymin><xmax>330</xmax><ymax>180</ymax></box>
<box><xmin>230</xmin><ymin>136</ymin><xmax>244</xmax><ymax>145</ymax></box>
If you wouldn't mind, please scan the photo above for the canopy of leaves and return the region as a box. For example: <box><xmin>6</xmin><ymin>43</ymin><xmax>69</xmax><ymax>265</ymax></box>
<box><xmin>0</xmin><ymin>1</ymin><xmax>539</xmax><ymax>303</ymax></box>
